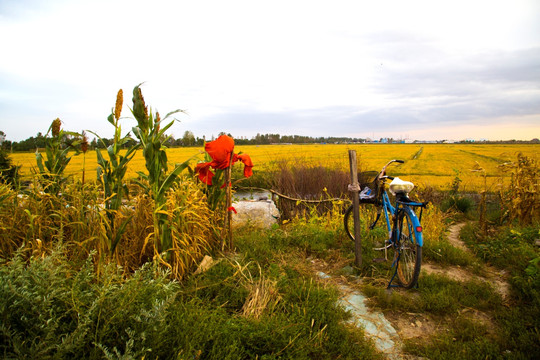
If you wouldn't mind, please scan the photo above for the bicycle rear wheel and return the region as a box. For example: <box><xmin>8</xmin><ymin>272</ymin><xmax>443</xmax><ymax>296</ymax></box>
<box><xmin>394</xmin><ymin>210</ymin><xmax>422</xmax><ymax>289</ymax></box>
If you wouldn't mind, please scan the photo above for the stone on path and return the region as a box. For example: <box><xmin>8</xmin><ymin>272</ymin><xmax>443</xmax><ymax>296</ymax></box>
<box><xmin>317</xmin><ymin>272</ymin><xmax>403</xmax><ymax>359</ymax></box>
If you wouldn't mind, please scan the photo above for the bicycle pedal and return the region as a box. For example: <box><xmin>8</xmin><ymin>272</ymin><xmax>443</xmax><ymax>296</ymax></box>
<box><xmin>373</xmin><ymin>257</ymin><xmax>386</xmax><ymax>263</ymax></box>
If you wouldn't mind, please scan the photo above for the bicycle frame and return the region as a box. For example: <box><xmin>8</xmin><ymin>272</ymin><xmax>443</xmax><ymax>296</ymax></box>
<box><xmin>379</xmin><ymin>190</ymin><xmax>424</xmax><ymax>248</ymax></box>
<box><xmin>378</xmin><ymin>188</ymin><xmax>425</xmax><ymax>289</ymax></box>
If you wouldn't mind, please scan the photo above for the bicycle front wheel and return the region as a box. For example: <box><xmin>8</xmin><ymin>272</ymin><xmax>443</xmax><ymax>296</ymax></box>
<box><xmin>394</xmin><ymin>210</ymin><xmax>422</xmax><ymax>289</ymax></box>
<box><xmin>344</xmin><ymin>202</ymin><xmax>380</xmax><ymax>242</ymax></box>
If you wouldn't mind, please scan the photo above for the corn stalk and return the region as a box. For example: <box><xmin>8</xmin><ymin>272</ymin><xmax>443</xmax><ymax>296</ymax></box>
<box><xmin>89</xmin><ymin>89</ymin><xmax>138</xmax><ymax>255</ymax></box>
<box><xmin>130</xmin><ymin>84</ymin><xmax>192</xmax><ymax>260</ymax></box>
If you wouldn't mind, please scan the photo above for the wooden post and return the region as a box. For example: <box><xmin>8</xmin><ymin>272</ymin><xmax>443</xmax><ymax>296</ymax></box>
<box><xmin>224</xmin><ymin>147</ymin><xmax>234</xmax><ymax>250</ymax></box>
<box><xmin>348</xmin><ymin>150</ymin><xmax>362</xmax><ymax>268</ymax></box>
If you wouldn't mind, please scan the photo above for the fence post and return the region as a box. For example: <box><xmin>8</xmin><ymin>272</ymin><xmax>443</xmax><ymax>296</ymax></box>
<box><xmin>348</xmin><ymin>150</ymin><xmax>362</xmax><ymax>268</ymax></box>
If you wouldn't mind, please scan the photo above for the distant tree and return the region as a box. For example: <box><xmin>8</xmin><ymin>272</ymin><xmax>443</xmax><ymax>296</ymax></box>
<box><xmin>10</xmin><ymin>132</ymin><xmax>47</xmax><ymax>151</ymax></box>
<box><xmin>0</xmin><ymin>131</ymin><xmax>11</xmax><ymax>151</ymax></box>
<box><xmin>182</xmin><ymin>130</ymin><xmax>196</xmax><ymax>146</ymax></box>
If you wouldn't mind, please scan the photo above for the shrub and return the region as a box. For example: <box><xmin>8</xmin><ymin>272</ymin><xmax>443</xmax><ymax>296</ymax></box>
<box><xmin>0</xmin><ymin>243</ymin><xmax>380</xmax><ymax>359</ymax></box>
<box><xmin>0</xmin><ymin>149</ymin><xmax>18</xmax><ymax>187</ymax></box>
<box><xmin>441</xmin><ymin>194</ymin><xmax>475</xmax><ymax>213</ymax></box>
<box><xmin>269</xmin><ymin>160</ymin><xmax>350</xmax><ymax>219</ymax></box>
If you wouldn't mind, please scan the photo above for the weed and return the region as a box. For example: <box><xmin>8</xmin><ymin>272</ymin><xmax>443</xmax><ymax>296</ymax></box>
<box><xmin>498</xmin><ymin>153</ymin><xmax>540</xmax><ymax>225</ymax></box>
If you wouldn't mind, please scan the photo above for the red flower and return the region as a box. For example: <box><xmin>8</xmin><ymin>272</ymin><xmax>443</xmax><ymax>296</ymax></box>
<box><xmin>195</xmin><ymin>135</ymin><xmax>254</xmax><ymax>185</ymax></box>
<box><xmin>195</xmin><ymin>162</ymin><xmax>214</xmax><ymax>185</ymax></box>
<box><xmin>234</xmin><ymin>154</ymin><xmax>254</xmax><ymax>178</ymax></box>
<box><xmin>205</xmin><ymin>134</ymin><xmax>234</xmax><ymax>169</ymax></box>
<box><xmin>227</xmin><ymin>206</ymin><xmax>237</xmax><ymax>214</ymax></box>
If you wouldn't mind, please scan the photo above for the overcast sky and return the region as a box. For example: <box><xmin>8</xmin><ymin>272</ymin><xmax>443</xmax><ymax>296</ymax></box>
<box><xmin>1</xmin><ymin>0</ymin><xmax>539</xmax><ymax>142</ymax></box>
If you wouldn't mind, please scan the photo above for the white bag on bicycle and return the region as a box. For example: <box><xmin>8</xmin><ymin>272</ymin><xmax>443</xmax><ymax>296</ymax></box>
<box><xmin>359</xmin><ymin>186</ymin><xmax>375</xmax><ymax>200</ymax></box>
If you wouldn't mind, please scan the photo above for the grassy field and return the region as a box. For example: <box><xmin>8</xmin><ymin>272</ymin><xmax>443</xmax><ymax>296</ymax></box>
<box><xmin>2</xmin><ymin>137</ymin><xmax>538</xmax><ymax>358</ymax></box>
<box><xmin>11</xmin><ymin>143</ymin><xmax>539</xmax><ymax>191</ymax></box>
<box><xmin>2</xmin><ymin>204</ymin><xmax>538</xmax><ymax>358</ymax></box>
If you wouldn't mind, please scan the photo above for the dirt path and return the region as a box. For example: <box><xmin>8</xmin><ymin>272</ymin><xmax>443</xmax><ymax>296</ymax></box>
<box><xmin>446</xmin><ymin>222</ymin><xmax>467</xmax><ymax>250</ymax></box>
<box><xmin>312</xmin><ymin>222</ymin><xmax>511</xmax><ymax>359</ymax></box>
<box><xmin>423</xmin><ymin>222</ymin><xmax>511</xmax><ymax>302</ymax></box>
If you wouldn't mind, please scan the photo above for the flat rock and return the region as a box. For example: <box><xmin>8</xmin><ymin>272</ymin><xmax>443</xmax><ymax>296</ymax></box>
<box><xmin>232</xmin><ymin>200</ymin><xmax>280</xmax><ymax>229</ymax></box>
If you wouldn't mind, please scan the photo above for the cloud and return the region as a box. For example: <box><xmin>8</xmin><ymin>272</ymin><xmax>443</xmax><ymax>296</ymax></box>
<box><xmin>0</xmin><ymin>0</ymin><xmax>539</xmax><ymax>142</ymax></box>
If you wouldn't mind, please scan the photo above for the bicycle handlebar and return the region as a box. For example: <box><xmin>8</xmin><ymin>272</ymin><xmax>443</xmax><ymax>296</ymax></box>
<box><xmin>377</xmin><ymin>159</ymin><xmax>404</xmax><ymax>180</ymax></box>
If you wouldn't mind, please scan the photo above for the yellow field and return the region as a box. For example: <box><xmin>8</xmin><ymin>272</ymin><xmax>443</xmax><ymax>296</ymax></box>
<box><xmin>11</xmin><ymin>143</ymin><xmax>538</xmax><ymax>191</ymax></box>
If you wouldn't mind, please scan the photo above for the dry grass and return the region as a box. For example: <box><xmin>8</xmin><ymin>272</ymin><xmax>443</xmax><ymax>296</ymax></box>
<box><xmin>239</xmin><ymin>263</ymin><xmax>281</xmax><ymax>319</ymax></box>
<box><xmin>0</xmin><ymin>176</ymin><xmax>220</xmax><ymax>280</ymax></box>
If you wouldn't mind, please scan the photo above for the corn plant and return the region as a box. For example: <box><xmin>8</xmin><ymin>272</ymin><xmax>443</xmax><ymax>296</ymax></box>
<box><xmin>35</xmin><ymin>118</ymin><xmax>81</xmax><ymax>195</ymax></box>
<box><xmin>130</xmin><ymin>84</ymin><xmax>192</xmax><ymax>262</ymax></box>
<box><xmin>89</xmin><ymin>89</ymin><xmax>138</xmax><ymax>255</ymax></box>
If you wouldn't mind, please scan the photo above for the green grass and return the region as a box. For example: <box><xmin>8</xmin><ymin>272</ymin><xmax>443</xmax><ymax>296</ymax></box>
<box><xmin>422</xmin><ymin>237</ymin><xmax>479</xmax><ymax>268</ymax></box>
<box><xmin>362</xmin><ymin>273</ymin><xmax>502</xmax><ymax>315</ymax></box>
<box><xmin>0</xmin><ymin>238</ymin><xmax>380</xmax><ymax>359</ymax></box>
<box><xmin>403</xmin><ymin>316</ymin><xmax>502</xmax><ymax>360</ymax></box>
<box><xmin>461</xmin><ymin>223</ymin><xmax>540</xmax><ymax>358</ymax></box>
<box><xmin>2</xmin><ymin>198</ymin><xmax>539</xmax><ymax>359</ymax></box>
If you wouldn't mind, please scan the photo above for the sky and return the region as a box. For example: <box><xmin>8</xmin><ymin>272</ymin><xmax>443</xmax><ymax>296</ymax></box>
<box><xmin>0</xmin><ymin>0</ymin><xmax>539</xmax><ymax>142</ymax></box>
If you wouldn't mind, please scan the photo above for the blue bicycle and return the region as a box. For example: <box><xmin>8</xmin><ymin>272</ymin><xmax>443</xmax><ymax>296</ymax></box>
<box><xmin>344</xmin><ymin>159</ymin><xmax>428</xmax><ymax>289</ymax></box>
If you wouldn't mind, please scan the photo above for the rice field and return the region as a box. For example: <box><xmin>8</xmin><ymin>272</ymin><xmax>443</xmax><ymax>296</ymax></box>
<box><xmin>10</xmin><ymin>143</ymin><xmax>538</xmax><ymax>191</ymax></box>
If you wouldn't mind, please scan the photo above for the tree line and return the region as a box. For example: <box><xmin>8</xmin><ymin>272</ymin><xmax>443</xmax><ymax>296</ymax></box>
<box><xmin>5</xmin><ymin>129</ymin><xmax>534</xmax><ymax>152</ymax></box>
<box><xmin>0</xmin><ymin>130</ymin><xmax>367</xmax><ymax>152</ymax></box>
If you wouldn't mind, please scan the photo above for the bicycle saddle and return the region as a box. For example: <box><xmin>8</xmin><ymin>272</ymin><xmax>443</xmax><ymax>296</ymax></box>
<box><xmin>389</xmin><ymin>177</ymin><xmax>414</xmax><ymax>195</ymax></box>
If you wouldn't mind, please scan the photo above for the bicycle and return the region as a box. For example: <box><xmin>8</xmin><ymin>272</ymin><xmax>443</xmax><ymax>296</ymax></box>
<box><xmin>344</xmin><ymin>159</ymin><xmax>428</xmax><ymax>289</ymax></box>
